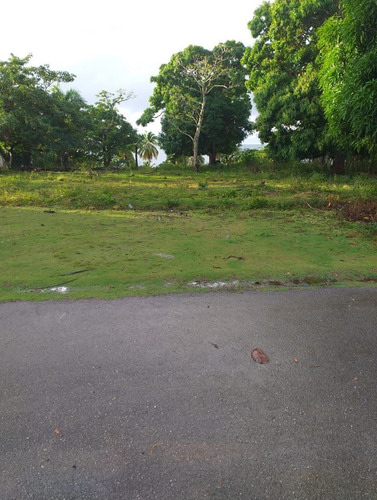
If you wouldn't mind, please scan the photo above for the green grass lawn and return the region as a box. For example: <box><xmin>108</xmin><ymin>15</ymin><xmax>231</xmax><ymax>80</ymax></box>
<box><xmin>0</xmin><ymin>168</ymin><xmax>376</xmax><ymax>301</ymax></box>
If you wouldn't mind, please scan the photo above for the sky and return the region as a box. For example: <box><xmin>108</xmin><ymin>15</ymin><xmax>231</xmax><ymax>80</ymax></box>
<box><xmin>1</xmin><ymin>0</ymin><xmax>264</xmax><ymax>149</ymax></box>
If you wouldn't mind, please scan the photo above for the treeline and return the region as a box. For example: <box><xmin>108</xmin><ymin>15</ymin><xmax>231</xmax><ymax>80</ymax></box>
<box><xmin>243</xmin><ymin>0</ymin><xmax>377</xmax><ymax>173</ymax></box>
<box><xmin>139</xmin><ymin>0</ymin><xmax>376</xmax><ymax>173</ymax></box>
<box><xmin>1</xmin><ymin>0</ymin><xmax>376</xmax><ymax>173</ymax></box>
<box><xmin>0</xmin><ymin>55</ymin><xmax>139</xmax><ymax>170</ymax></box>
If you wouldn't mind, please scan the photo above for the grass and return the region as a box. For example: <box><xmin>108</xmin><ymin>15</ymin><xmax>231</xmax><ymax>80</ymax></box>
<box><xmin>0</xmin><ymin>167</ymin><xmax>376</xmax><ymax>301</ymax></box>
<box><xmin>1</xmin><ymin>168</ymin><xmax>377</xmax><ymax>212</ymax></box>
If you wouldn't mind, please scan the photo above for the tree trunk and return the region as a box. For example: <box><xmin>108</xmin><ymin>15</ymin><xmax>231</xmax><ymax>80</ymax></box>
<box><xmin>103</xmin><ymin>152</ymin><xmax>111</xmax><ymax>168</ymax></box>
<box><xmin>192</xmin><ymin>95</ymin><xmax>207</xmax><ymax>172</ymax></box>
<box><xmin>331</xmin><ymin>152</ymin><xmax>346</xmax><ymax>175</ymax></box>
<box><xmin>134</xmin><ymin>145</ymin><xmax>139</xmax><ymax>169</ymax></box>
<box><xmin>208</xmin><ymin>152</ymin><xmax>217</xmax><ymax>165</ymax></box>
<box><xmin>61</xmin><ymin>151</ymin><xmax>70</xmax><ymax>171</ymax></box>
<box><xmin>193</xmin><ymin>134</ymin><xmax>200</xmax><ymax>172</ymax></box>
<box><xmin>1</xmin><ymin>147</ymin><xmax>12</xmax><ymax>168</ymax></box>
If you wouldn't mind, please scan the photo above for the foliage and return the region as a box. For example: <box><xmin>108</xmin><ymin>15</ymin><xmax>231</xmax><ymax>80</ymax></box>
<box><xmin>45</xmin><ymin>87</ymin><xmax>90</xmax><ymax>169</ymax></box>
<box><xmin>138</xmin><ymin>131</ymin><xmax>159</xmax><ymax>163</ymax></box>
<box><xmin>0</xmin><ymin>54</ymin><xmax>76</xmax><ymax>168</ymax></box>
<box><xmin>0</xmin><ymin>55</ymin><xmax>139</xmax><ymax>171</ymax></box>
<box><xmin>242</xmin><ymin>0</ymin><xmax>336</xmax><ymax>161</ymax></box>
<box><xmin>318</xmin><ymin>0</ymin><xmax>377</xmax><ymax>158</ymax></box>
<box><xmin>159</xmin><ymin>83</ymin><xmax>252</xmax><ymax>164</ymax></box>
<box><xmin>85</xmin><ymin>90</ymin><xmax>138</xmax><ymax>168</ymax></box>
<box><xmin>228</xmin><ymin>148</ymin><xmax>269</xmax><ymax>168</ymax></box>
<box><xmin>139</xmin><ymin>42</ymin><xmax>252</xmax><ymax>171</ymax></box>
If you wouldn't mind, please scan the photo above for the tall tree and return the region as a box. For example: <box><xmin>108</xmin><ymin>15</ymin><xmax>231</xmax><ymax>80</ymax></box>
<box><xmin>139</xmin><ymin>42</ymin><xmax>251</xmax><ymax>171</ymax></box>
<box><xmin>243</xmin><ymin>0</ymin><xmax>336</xmax><ymax>161</ymax></box>
<box><xmin>86</xmin><ymin>90</ymin><xmax>138</xmax><ymax>168</ymax></box>
<box><xmin>159</xmin><ymin>86</ymin><xmax>252</xmax><ymax>165</ymax></box>
<box><xmin>318</xmin><ymin>0</ymin><xmax>377</xmax><ymax>161</ymax></box>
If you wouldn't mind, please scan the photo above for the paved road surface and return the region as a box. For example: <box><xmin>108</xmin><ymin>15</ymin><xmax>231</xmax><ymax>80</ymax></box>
<box><xmin>1</xmin><ymin>287</ymin><xmax>376</xmax><ymax>499</ymax></box>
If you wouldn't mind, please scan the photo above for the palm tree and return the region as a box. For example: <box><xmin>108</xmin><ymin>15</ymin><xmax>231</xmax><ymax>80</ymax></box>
<box><xmin>139</xmin><ymin>132</ymin><xmax>159</xmax><ymax>163</ymax></box>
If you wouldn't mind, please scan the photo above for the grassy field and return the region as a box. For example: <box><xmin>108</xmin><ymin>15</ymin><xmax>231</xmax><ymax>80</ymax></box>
<box><xmin>1</xmin><ymin>166</ymin><xmax>376</xmax><ymax>301</ymax></box>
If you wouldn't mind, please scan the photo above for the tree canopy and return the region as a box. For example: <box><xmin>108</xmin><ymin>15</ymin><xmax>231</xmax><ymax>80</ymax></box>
<box><xmin>138</xmin><ymin>132</ymin><xmax>159</xmax><ymax>164</ymax></box>
<box><xmin>85</xmin><ymin>90</ymin><xmax>138</xmax><ymax>168</ymax></box>
<box><xmin>3</xmin><ymin>5</ymin><xmax>376</xmax><ymax>174</ymax></box>
<box><xmin>318</xmin><ymin>0</ymin><xmax>377</xmax><ymax>159</ymax></box>
<box><xmin>242</xmin><ymin>0</ymin><xmax>336</xmax><ymax>161</ymax></box>
<box><xmin>0</xmin><ymin>55</ymin><xmax>138</xmax><ymax>170</ymax></box>
<box><xmin>0</xmin><ymin>54</ymin><xmax>75</xmax><ymax>168</ymax></box>
<box><xmin>138</xmin><ymin>42</ymin><xmax>252</xmax><ymax>170</ymax></box>
<box><xmin>243</xmin><ymin>0</ymin><xmax>377</xmax><ymax>171</ymax></box>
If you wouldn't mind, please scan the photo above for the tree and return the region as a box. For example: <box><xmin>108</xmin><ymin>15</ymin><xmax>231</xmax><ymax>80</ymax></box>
<box><xmin>158</xmin><ymin>116</ymin><xmax>193</xmax><ymax>161</ymax></box>
<box><xmin>242</xmin><ymin>0</ymin><xmax>336</xmax><ymax>161</ymax></box>
<box><xmin>159</xmin><ymin>86</ymin><xmax>252</xmax><ymax>165</ymax></box>
<box><xmin>139</xmin><ymin>42</ymin><xmax>251</xmax><ymax>171</ymax></box>
<box><xmin>45</xmin><ymin>87</ymin><xmax>89</xmax><ymax>169</ymax></box>
<box><xmin>0</xmin><ymin>54</ymin><xmax>75</xmax><ymax>168</ymax></box>
<box><xmin>86</xmin><ymin>90</ymin><xmax>138</xmax><ymax>168</ymax></box>
<box><xmin>318</xmin><ymin>0</ymin><xmax>377</xmax><ymax>161</ymax></box>
<box><xmin>139</xmin><ymin>131</ymin><xmax>159</xmax><ymax>163</ymax></box>
<box><xmin>199</xmin><ymin>82</ymin><xmax>252</xmax><ymax>164</ymax></box>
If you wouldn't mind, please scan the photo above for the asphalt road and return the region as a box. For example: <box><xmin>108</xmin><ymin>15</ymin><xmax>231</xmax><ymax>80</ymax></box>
<box><xmin>1</xmin><ymin>287</ymin><xmax>376</xmax><ymax>500</ymax></box>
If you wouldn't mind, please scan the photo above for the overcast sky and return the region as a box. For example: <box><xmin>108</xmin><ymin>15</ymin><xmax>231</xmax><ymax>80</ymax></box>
<box><xmin>1</xmin><ymin>0</ymin><xmax>263</xmax><ymax>143</ymax></box>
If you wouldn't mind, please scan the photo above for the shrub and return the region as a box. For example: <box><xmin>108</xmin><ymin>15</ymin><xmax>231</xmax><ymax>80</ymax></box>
<box><xmin>246</xmin><ymin>197</ymin><xmax>269</xmax><ymax>209</ymax></box>
<box><xmin>164</xmin><ymin>198</ymin><xmax>181</xmax><ymax>209</ymax></box>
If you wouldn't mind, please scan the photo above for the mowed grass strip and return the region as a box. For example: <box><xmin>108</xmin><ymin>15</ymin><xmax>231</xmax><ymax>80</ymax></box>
<box><xmin>1</xmin><ymin>206</ymin><xmax>376</xmax><ymax>301</ymax></box>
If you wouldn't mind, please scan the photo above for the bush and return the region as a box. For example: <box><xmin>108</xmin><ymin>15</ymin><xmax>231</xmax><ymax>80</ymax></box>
<box><xmin>246</xmin><ymin>197</ymin><xmax>269</xmax><ymax>209</ymax></box>
<box><xmin>164</xmin><ymin>198</ymin><xmax>181</xmax><ymax>209</ymax></box>
<box><xmin>138</xmin><ymin>164</ymin><xmax>154</xmax><ymax>174</ymax></box>
<box><xmin>310</xmin><ymin>173</ymin><xmax>327</xmax><ymax>182</ymax></box>
<box><xmin>155</xmin><ymin>162</ymin><xmax>189</xmax><ymax>175</ymax></box>
<box><xmin>220</xmin><ymin>189</ymin><xmax>237</xmax><ymax>199</ymax></box>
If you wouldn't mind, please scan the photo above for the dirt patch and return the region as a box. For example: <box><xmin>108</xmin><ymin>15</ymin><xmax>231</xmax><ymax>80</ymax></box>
<box><xmin>333</xmin><ymin>201</ymin><xmax>377</xmax><ymax>223</ymax></box>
